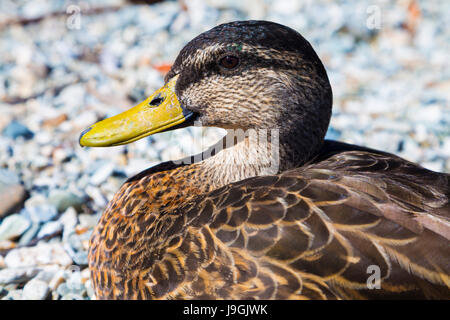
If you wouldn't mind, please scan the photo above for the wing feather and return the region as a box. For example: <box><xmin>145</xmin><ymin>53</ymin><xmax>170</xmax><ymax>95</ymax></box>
<box><xmin>172</xmin><ymin>151</ymin><xmax>450</xmax><ymax>299</ymax></box>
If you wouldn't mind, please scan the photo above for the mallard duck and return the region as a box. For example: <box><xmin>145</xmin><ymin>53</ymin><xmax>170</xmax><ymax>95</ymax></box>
<box><xmin>79</xmin><ymin>20</ymin><xmax>450</xmax><ymax>300</ymax></box>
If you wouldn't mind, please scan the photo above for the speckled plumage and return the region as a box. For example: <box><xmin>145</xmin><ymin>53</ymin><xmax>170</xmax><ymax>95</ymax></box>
<box><xmin>88</xmin><ymin>21</ymin><xmax>450</xmax><ymax>299</ymax></box>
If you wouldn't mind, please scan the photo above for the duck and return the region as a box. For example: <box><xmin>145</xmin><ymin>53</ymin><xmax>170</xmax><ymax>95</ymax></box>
<box><xmin>79</xmin><ymin>20</ymin><xmax>450</xmax><ymax>300</ymax></box>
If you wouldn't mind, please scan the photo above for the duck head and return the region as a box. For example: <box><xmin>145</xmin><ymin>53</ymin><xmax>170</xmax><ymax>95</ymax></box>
<box><xmin>80</xmin><ymin>20</ymin><xmax>332</xmax><ymax>169</ymax></box>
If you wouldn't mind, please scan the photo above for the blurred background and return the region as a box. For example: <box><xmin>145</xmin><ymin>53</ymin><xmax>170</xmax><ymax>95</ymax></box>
<box><xmin>0</xmin><ymin>0</ymin><xmax>449</xmax><ymax>300</ymax></box>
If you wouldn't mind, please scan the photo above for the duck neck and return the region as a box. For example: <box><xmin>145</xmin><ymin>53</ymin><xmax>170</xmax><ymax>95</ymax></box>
<box><xmin>184</xmin><ymin>128</ymin><xmax>321</xmax><ymax>190</ymax></box>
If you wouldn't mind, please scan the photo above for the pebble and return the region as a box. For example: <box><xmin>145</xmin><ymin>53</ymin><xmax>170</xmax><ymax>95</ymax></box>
<box><xmin>56</xmin><ymin>268</ymin><xmax>87</xmax><ymax>298</ymax></box>
<box><xmin>34</xmin><ymin>265</ymin><xmax>61</xmax><ymax>284</ymax></box>
<box><xmin>4</xmin><ymin>242</ymin><xmax>72</xmax><ymax>268</ymax></box>
<box><xmin>58</xmin><ymin>207</ymin><xmax>78</xmax><ymax>240</ymax></box>
<box><xmin>0</xmin><ymin>184</ymin><xmax>25</xmax><ymax>218</ymax></box>
<box><xmin>85</xmin><ymin>279</ymin><xmax>95</xmax><ymax>299</ymax></box>
<box><xmin>0</xmin><ymin>169</ymin><xmax>26</xmax><ymax>218</ymax></box>
<box><xmin>1</xmin><ymin>289</ymin><xmax>23</xmax><ymax>300</ymax></box>
<box><xmin>42</xmin><ymin>114</ymin><xmax>68</xmax><ymax>128</ymax></box>
<box><xmin>48</xmin><ymin>270</ymin><xmax>65</xmax><ymax>292</ymax></box>
<box><xmin>2</xmin><ymin>121</ymin><xmax>34</xmax><ymax>140</ymax></box>
<box><xmin>20</xmin><ymin>205</ymin><xmax>58</xmax><ymax>224</ymax></box>
<box><xmin>0</xmin><ymin>114</ymin><xmax>13</xmax><ymax>132</ymax></box>
<box><xmin>0</xmin><ymin>214</ymin><xmax>30</xmax><ymax>241</ymax></box>
<box><xmin>65</xmin><ymin>230</ymin><xmax>91</xmax><ymax>266</ymax></box>
<box><xmin>0</xmin><ymin>286</ymin><xmax>7</xmax><ymax>299</ymax></box>
<box><xmin>0</xmin><ymin>240</ymin><xmax>16</xmax><ymax>251</ymax></box>
<box><xmin>71</xmin><ymin>251</ymin><xmax>89</xmax><ymax>266</ymax></box>
<box><xmin>60</xmin><ymin>293</ymin><xmax>85</xmax><ymax>300</ymax></box>
<box><xmin>36</xmin><ymin>221</ymin><xmax>63</xmax><ymax>239</ymax></box>
<box><xmin>52</xmin><ymin>148</ymin><xmax>70</xmax><ymax>164</ymax></box>
<box><xmin>48</xmin><ymin>190</ymin><xmax>84</xmax><ymax>213</ymax></box>
<box><xmin>0</xmin><ymin>169</ymin><xmax>19</xmax><ymax>187</ymax></box>
<box><xmin>85</xmin><ymin>185</ymin><xmax>107</xmax><ymax>208</ymax></box>
<box><xmin>22</xmin><ymin>279</ymin><xmax>49</xmax><ymax>300</ymax></box>
<box><xmin>90</xmin><ymin>161</ymin><xmax>115</xmax><ymax>186</ymax></box>
<box><xmin>0</xmin><ymin>267</ymin><xmax>40</xmax><ymax>285</ymax></box>
<box><xmin>22</xmin><ymin>194</ymin><xmax>58</xmax><ymax>223</ymax></box>
<box><xmin>78</xmin><ymin>213</ymin><xmax>101</xmax><ymax>230</ymax></box>
<box><xmin>18</xmin><ymin>223</ymin><xmax>40</xmax><ymax>245</ymax></box>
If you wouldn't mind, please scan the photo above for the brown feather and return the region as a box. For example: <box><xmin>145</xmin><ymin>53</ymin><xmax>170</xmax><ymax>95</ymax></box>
<box><xmin>87</xmin><ymin>21</ymin><xmax>450</xmax><ymax>300</ymax></box>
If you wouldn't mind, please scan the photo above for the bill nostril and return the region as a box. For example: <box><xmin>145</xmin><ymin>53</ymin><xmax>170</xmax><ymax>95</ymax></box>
<box><xmin>149</xmin><ymin>94</ymin><xmax>165</xmax><ymax>107</ymax></box>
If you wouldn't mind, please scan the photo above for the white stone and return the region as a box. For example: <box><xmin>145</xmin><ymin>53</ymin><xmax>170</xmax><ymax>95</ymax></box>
<box><xmin>22</xmin><ymin>278</ymin><xmax>49</xmax><ymax>300</ymax></box>
<box><xmin>4</xmin><ymin>242</ymin><xmax>72</xmax><ymax>268</ymax></box>
<box><xmin>0</xmin><ymin>214</ymin><xmax>30</xmax><ymax>241</ymax></box>
<box><xmin>0</xmin><ymin>267</ymin><xmax>39</xmax><ymax>284</ymax></box>
<box><xmin>90</xmin><ymin>161</ymin><xmax>115</xmax><ymax>185</ymax></box>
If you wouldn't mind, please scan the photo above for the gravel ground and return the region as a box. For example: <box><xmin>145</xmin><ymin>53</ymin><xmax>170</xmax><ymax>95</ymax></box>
<box><xmin>0</xmin><ymin>0</ymin><xmax>449</xmax><ymax>300</ymax></box>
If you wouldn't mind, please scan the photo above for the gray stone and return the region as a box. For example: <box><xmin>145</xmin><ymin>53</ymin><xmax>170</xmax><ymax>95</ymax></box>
<box><xmin>2</xmin><ymin>121</ymin><xmax>34</xmax><ymax>140</ymax></box>
<box><xmin>58</xmin><ymin>207</ymin><xmax>78</xmax><ymax>240</ymax></box>
<box><xmin>56</xmin><ymin>280</ymin><xmax>86</xmax><ymax>298</ymax></box>
<box><xmin>65</xmin><ymin>230</ymin><xmax>91</xmax><ymax>265</ymax></box>
<box><xmin>0</xmin><ymin>169</ymin><xmax>26</xmax><ymax>218</ymax></box>
<box><xmin>90</xmin><ymin>161</ymin><xmax>115</xmax><ymax>185</ymax></box>
<box><xmin>48</xmin><ymin>190</ymin><xmax>84</xmax><ymax>213</ymax></box>
<box><xmin>0</xmin><ymin>183</ymin><xmax>26</xmax><ymax>217</ymax></box>
<box><xmin>1</xmin><ymin>289</ymin><xmax>23</xmax><ymax>300</ymax></box>
<box><xmin>22</xmin><ymin>278</ymin><xmax>49</xmax><ymax>300</ymax></box>
<box><xmin>67</xmin><ymin>229</ymin><xmax>92</xmax><ymax>251</ymax></box>
<box><xmin>18</xmin><ymin>223</ymin><xmax>40</xmax><ymax>245</ymax></box>
<box><xmin>4</xmin><ymin>242</ymin><xmax>72</xmax><ymax>268</ymax></box>
<box><xmin>48</xmin><ymin>270</ymin><xmax>65</xmax><ymax>291</ymax></box>
<box><xmin>60</xmin><ymin>293</ymin><xmax>85</xmax><ymax>300</ymax></box>
<box><xmin>0</xmin><ymin>214</ymin><xmax>30</xmax><ymax>241</ymax></box>
<box><xmin>34</xmin><ymin>265</ymin><xmax>61</xmax><ymax>284</ymax></box>
<box><xmin>56</xmin><ymin>282</ymin><xmax>70</xmax><ymax>297</ymax></box>
<box><xmin>85</xmin><ymin>185</ymin><xmax>107</xmax><ymax>208</ymax></box>
<box><xmin>0</xmin><ymin>169</ymin><xmax>19</xmax><ymax>186</ymax></box>
<box><xmin>71</xmin><ymin>251</ymin><xmax>88</xmax><ymax>266</ymax></box>
<box><xmin>0</xmin><ymin>267</ymin><xmax>40</xmax><ymax>284</ymax></box>
<box><xmin>78</xmin><ymin>213</ymin><xmax>101</xmax><ymax>230</ymax></box>
<box><xmin>85</xmin><ymin>279</ymin><xmax>95</xmax><ymax>299</ymax></box>
<box><xmin>0</xmin><ymin>286</ymin><xmax>7</xmax><ymax>299</ymax></box>
<box><xmin>37</xmin><ymin>221</ymin><xmax>62</xmax><ymax>239</ymax></box>
<box><xmin>21</xmin><ymin>195</ymin><xmax>58</xmax><ymax>223</ymax></box>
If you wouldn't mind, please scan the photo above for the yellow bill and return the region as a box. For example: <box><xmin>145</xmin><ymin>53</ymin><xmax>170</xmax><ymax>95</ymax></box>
<box><xmin>79</xmin><ymin>76</ymin><xmax>192</xmax><ymax>147</ymax></box>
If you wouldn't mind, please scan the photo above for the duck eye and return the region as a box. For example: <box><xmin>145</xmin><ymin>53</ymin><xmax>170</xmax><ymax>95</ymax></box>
<box><xmin>219</xmin><ymin>55</ymin><xmax>239</xmax><ymax>69</ymax></box>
